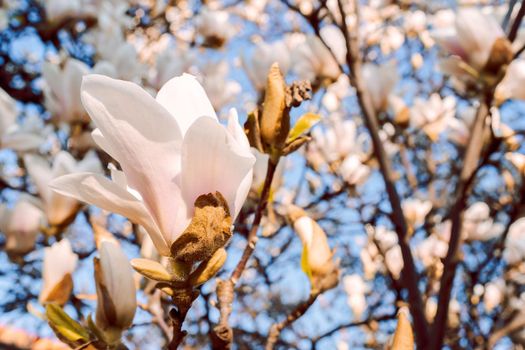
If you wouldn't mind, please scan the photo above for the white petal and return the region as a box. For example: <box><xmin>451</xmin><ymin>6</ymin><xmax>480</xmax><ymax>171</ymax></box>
<box><xmin>81</xmin><ymin>74</ymin><xmax>186</xmax><ymax>247</ymax></box>
<box><xmin>50</xmin><ymin>173</ymin><xmax>170</xmax><ymax>256</ymax></box>
<box><xmin>156</xmin><ymin>73</ymin><xmax>217</xmax><ymax>136</ymax></box>
<box><xmin>181</xmin><ymin>117</ymin><xmax>255</xmax><ymax>220</ymax></box>
<box><xmin>24</xmin><ymin>154</ymin><xmax>53</xmax><ymax>203</ymax></box>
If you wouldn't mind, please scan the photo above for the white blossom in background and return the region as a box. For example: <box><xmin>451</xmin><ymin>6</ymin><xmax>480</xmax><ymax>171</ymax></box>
<box><xmin>251</xmin><ymin>147</ymin><xmax>284</xmax><ymax>195</ymax></box>
<box><xmin>410</xmin><ymin>94</ymin><xmax>456</xmax><ymax>141</ymax></box>
<box><xmin>2</xmin><ymin>114</ymin><xmax>52</xmax><ymax>153</ymax></box>
<box><xmin>242</xmin><ymin>40</ymin><xmax>290</xmax><ymax>92</ymax></box>
<box><xmin>43</xmin><ymin>0</ymin><xmax>94</xmax><ymax>23</ymax></box>
<box><xmin>415</xmin><ymin>234</ymin><xmax>448</xmax><ymax>268</ymax></box>
<box><xmin>343</xmin><ymin>274</ymin><xmax>367</xmax><ymax>319</ymax></box>
<box><xmin>0</xmin><ymin>87</ymin><xmax>18</xmax><ymax>144</ymax></box>
<box><xmin>484</xmin><ymin>280</ymin><xmax>504</xmax><ymax>312</ymax></box>
<box><xmin>362</xmin><ymin>62</ymin><xmax>398</xmax><ymax>113</ymax></box>
<box><xmin>0</xmin><ymin>195</ymin><xmax>44</xmax><ymax>255</ymax></box>
<box><xmin>322</xmin><ymin>75</ymin><xmax>351</xmax><ymax>112</ymax></box>
<box><xmin>39</xmin><ymin>239</ymin><xmax>78</xmax><ymax>304</ymax></box>
<box><xmin>201</xmin><ymin>61</ymin><xmax>241</xmax><ymax>113</ymax></box>
<box><xmin>402</xmin><ymin>198</ymin><xmax>432</xmax><ymax>230</ymax></box>
<box><xmin>151</xmin><ymin>45</ymin><xmax>195</xmax><ymax>90</ymax></box>
<box><xmin>504</xmin><ymin>218</ymin><xmax>525</xmax><ymax>264</ymax></box>
<box><xmin>51</xmin><ymin>74</ymin><xmax>255</xmax><ymax>256</ymax></box>
<box><xmin>433</xmin><ymin>8</ymin><xmax>506</xmax><ymax>77</ymax></box>
<box><xmin>42</xmin><ymin>58</ymin><xmax>90</xmax><ymax>123</ymax></box>
<box><xmin>494</xmin><ymin>59</ymin><xmax>525</xmax><ymax>105</ymax></box>
<box><xmin>462</xmin><ymin>202</ymin><xmax>504</xmax><ymax>241</ymax></box>
<box><xmin>24</xmin><ymin>151</ymin><xmax>103</xmax><ymax>227</ymax></box>
<box><xmin>195</xmin><ymin>8</ymin><xmax>234</xmax><ymax>48</ymax></box>
<box><xmin>310</xmin><ymin>118</ymin><xmax>370</xmax><ymax>186</ymax></box>
<box><xmin>95</xmin><ymin>240</ymin><xmax>137</xmax><ymax>331</ymax></box>
<box><xmin>292</xmin><ymin>28</ymin><xmax>344</xmax><ymax>85</ymax></box>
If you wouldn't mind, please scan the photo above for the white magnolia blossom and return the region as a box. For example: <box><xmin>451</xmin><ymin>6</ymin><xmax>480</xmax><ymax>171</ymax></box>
<box><xmin>343</xmin><ymin>274</ymin><xmax>367</xmax><ymax>319</ymax></box>
<box><xmin>195</xmin><ymin>8</ymin><xmax>234</xmax><ymax>47</ymax></box>
<box><xmin>0</xmin><ymin>195</ymin><xmax>44</xmax><ymax>255</ymax></box>
<box><xmin>95</xmin><ymin>240</ymin><xmax>136</xmax><ymax>330</ymax></box>
<box><xmin>309</xmin><ymin>119</ymin><xmax>370</xmax><ymax>186</ymax></box>
<box><xmin>434</xmin><ymin>8</ymin><xmax>506</xmax><ymax>75</ymax></box>
<box><xmin>410</xmin><ymin>94</ymin><xmax>456</xmax><ymax>141</ymax></box>
<box><xmin>39</xmin><ymin>239</ymin><xmax>78</xmax><ymax>304</ymax></box>
<box><xmin>2</xmin><ymin>114</ymin><xmax>51</xmax><ymax>152</ymax></box>
<box><xmin>24</xmin><ymin>151</ymin><xmax>103</xmax><ymax>226</ymax></box>
<box><xmin>201</xmin><ymin>61</ymin><xmax>241</xmax><ymax>113</ymax></box>
<box><xmin>51</xmin><ymin>74</ymin><xmax>255</xmax><ymax>256</ymax></box>
<box><xmin>463</xmin><ymin>202</ymin><xmax>504</xmax><ymax>241</ymax></box>
<box><xmin>243</xmin><ymin>40</ymin><xmax>290</xmax><ymax>92</ymax></box>
<box><xmin>402</xmin><ymin>198</ymin><xmax>432</xmax><ymax>229</ymax></box>
<box><xmin>0</xmin><ymin>88</ymin><xmax>17</xmax><ymax>144</ymax></box>
<box><xmin>415</xmin><ymin>234</ymin><xmax>448</xmax><ymax>268</ymax></box>
<box><xmin>484</xmin><ymin>280</ymin><xmax>504</xmax><ymax>312</ymax></box>
<box><xmin>42</xmin><ymin>58</ymin><xmax>91</xmax><ymax>123</ymax></box>
<box><xmin>494</xmin><ymin>59</ymin><xmax>525</xmax><ymax>104</ymax></box>
<box><xmin>151</xmin><ymin>46</ymin><xmax>195</xmax><ymax>90</ymax></box>
<box><xmin>292</xmin><ymin>26</ymin><xmax>344</xmax><ymax>84</ymax></box>
<box><xmin>43</xmin><ymin>0</ymin><xmax>94</xmax><ymax>23</ymax></box>
<box><xmin>362</xmin><ymin>62</ymin><xmax>398</xmax><ymax>113</ymax></box>
<box><xmin>504</xmin><ymin>218</ymin><xmax>525</xmax><ymax>264</ymax></box>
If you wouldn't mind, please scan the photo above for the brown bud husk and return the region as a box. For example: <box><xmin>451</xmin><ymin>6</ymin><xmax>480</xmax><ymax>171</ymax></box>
<box><xmin>244</xmin><ymin>109</ymin><xmax>264</xmax><ymax>152</ymax></box>
<box><xmin>260</xmin><ymin>63</ymin><xmax>289</xmax><ymax>152</ymax></box>
<box><xmin>42</xmin><ymin>273</ymin><xmax>74</xmax><ymax>306</ymax></box>
<box><xmin>171</xmin><ymin>192</ymin><xmax>232</xmax><ymax>262</ymax></box>
<box><xmin>189</xmin><ymin>248</ymin><xmax>227</xmax><ymax>286</ymax></box>
<box><xmin>390</xmin><ymin>308</ymin><xmax>414</xmax><ymax>350</ymax></box>
<box><xmin>484</xmin><ymin>37</ymin><xmax>513</xmax><ymax>75</ymax></box>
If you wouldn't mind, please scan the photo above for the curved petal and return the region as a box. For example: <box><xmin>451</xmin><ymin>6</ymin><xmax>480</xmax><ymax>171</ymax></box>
<box><xmin>181</xmin><ymin>117</ymin><xmax>255</xmax><ymax>220</ymax></box>
<box><xmin>81</xmin><ymin>74</ymin><xmax>185</xmax><ymax>247</ymax></box>
<box><xmin>156</xmin><ymin>73</ymin><xmax>217</xmax><ymax>136</ymax></box>
<box><xmin>23</xmin><ymin>154</ymin><xmax>52</xmax><ymax>203</ymax></box>
<box><xmin>50</xmin><ymin>172</ymin><xmax>170</xmax><ymax>256</ymax></box>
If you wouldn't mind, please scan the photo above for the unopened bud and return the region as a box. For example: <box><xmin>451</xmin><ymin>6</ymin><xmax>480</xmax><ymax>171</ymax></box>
<box><xmin>189</xmin><ymin>248</ymin><xmax>227</xmax><ymax>286</ymax></box>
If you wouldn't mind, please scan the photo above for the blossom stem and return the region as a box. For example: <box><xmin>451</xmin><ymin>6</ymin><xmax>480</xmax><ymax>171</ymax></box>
<box><xmin>212</xmin><ymin>156</ymin><xmax>279</xmax><ymax>348</ymax></box>
<box><xmin>265</xmin><ymin>292</ymin><xmax>319</xmax><ymax>350</ymax></box>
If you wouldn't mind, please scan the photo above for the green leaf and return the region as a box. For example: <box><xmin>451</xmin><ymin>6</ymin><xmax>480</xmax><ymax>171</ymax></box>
<box><xmin>287</xmin><ymin>113</ymin><xmax>321</xmax><ymax>143</ymax></box>
<box><xmin>46</xmin><ymin>303</ymin><xmax>90</xmax><ymax>342</ymax></box>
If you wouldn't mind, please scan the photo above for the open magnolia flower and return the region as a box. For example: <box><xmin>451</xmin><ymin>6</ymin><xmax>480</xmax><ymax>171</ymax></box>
<box><xmin>39</xmin><ymin>239</ymin><xmax>78</xmax><ymax>305</ymax></box>
<box><xmin>433</xmin><ymin>8</ymin><xmax>512</xmax><ymax>81</ymax></box>
<box><xmin>24</xmin><ymin>150</ymin><xmax>103</xmax><ymax>227</ymax></box>
<box><xmin>410</xmin><ymin>94</ymin><xmax>456</xmax><ymax>141</ymax></box>
<box><xmin>0</xmin><ymin>195</ymin><xmax>44</xmax><ymax>255</ymax></box>
<box><xmin>0</xmin><ymin>87</ymin><xmax>17</xmax><ymax>145</ymax></box>
<box><xmin>51</xmin><ymin>74</ymin><xmax>255</xmax><ymax>257</ymax></box>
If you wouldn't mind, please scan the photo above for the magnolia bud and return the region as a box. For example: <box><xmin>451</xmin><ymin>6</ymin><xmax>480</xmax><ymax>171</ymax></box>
<box><xmin>260</xmin><ymin>63</ymin><xmax>289</xmax><ymax>154</ymax></box>
<box><xmin>94</xmin><ymin>241</ymin><xmax>136</xmax><ymax>333</ymax></box>
<box><xmin>388</xmin><ymin>307</ymin><xmax>414</xmax><ymax>350</ymax></box>
<box><xmin>288</xmin><ymin>205</ymin><xmax>338</xmax><ymax>292</ymax></box>
<box><xmin>189</xmin><ymin>248</ymin><xmax>227</xmax><ymax>286</ymax></box>
<box><xmin>484</xmin><ymin>37</ymin><xmax>513</xmax><ymax>75</ymax></box>
<box><xmin>171</xmin><ymin>192</ymin><xmax>232</xmax><ymax>262</ymax></box>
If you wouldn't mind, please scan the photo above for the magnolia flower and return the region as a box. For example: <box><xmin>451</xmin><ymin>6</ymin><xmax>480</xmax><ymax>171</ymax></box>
<box><xmin>2</xmin><ymin>114</ymin><xmax>51</xmax><ymax>152</ymax></box>
<box><xmin>0</xmin><ymin>88</ymin><xmax>17</xmax><ymax>143</ymax></box>
<box><xmin>433</xmin><ymin>8</ymin><xmax>511</xmax><ymax>78</ymax></box>
<box><xmin>39</xmin><ymin>239</ymin><xmax>78</xmax><ymax>305</ymax></box>
<box><xmin>42</xmin><ymin>58</ymin><xmax>90</xmax><ymax>123</ymax></box>
<box><xmin>463</xmin><ymin>202</ymin><xmax>504</xmax><ymax>241</ymax></box>
<box><xmin>24</xmin><ymin>151</ymin><xmax>103</xmax><ymax>227</ymax></box>
<box><xmin>201</xmin><ymin>62</ymin><xmax>241</xmax><ymax>112</ymax></box>
<box><xmin>292</xmin><ymin>27</ymin><xmax>344</xmax><ymax>85</ymax></box>
<box><xmin>410</xmin><ymin>94</ymin><xmax>456</xmax><ymax>141</ymax></box>
<box><xmin>494</xmin><ymin>60</ymin><xmax>525</xmax><ymax>105</ymax></box>
<box><xmin>339</xmin><ymin>155</ymin><xmax>370</xmax><ymax>186</ymax></box>
<box><xmin>243</xmin><ymin>40</ymin><xmax>290</xmax><ymax>92</ymax></box>
<box><xmin>152</xmin><ymin>46</ymin><xmax>195</xmax><ymax>90</ymax></box>
<box><xmin>362</xmin><ymin>62</ymin><xmax>398</xmax><ymax>113</ymax></box>
<box><xmin>415</xmin><ymin>234</ymin><xmax>448</xmax><ymax>268</ymax></box>
<box><xmin>504</xmin><ymin>218</ymin><xmax>525</xmax><ymax>264</ymax></box>
<box><xmin>484</xmin><ymin>280</ymin><xmax>504</xmax><ymax>312</ymax></box>
<box><xmin>195</xmin><ymin>8</ymin><xmax>234</xmax><ymax>48</ymax></box>
<box><xmin>94</xmin><ymin>241</ymin><xmax>136</xmax><ymax>332</ymax></box>
<box><xmin>44</xmin><ymin>0</ymin><xmax>93</xmax><ymax>23</ymax></box>
<box><xmin>402</xmin><ymin>198</ymin><xmax>432</xmax><ymax>230</ymax></box>
<box><xmin>343</xmin><ymin>274</ymin><xmax>367</xmax><ymax>319</ymax></box>
<box><xmin>288</xmin><ymin>205</ymin><xmax>337</xmax><ymax>290</ymax></box>
<box><xmin>0</xmin><ymin>195</ymin><xmax>44</xmax><ymax>255</ymax></box>
<box><xmin>51</xmin><ymin>74</ymin><xmax>255</xmax><ymax>257</ymax></box>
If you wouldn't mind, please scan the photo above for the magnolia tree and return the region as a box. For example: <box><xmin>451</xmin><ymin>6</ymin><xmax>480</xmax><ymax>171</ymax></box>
<box><xmin>1</xmin><ymin>0</ymin><xmax>525</xmax><ymax>349</ymax></box>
